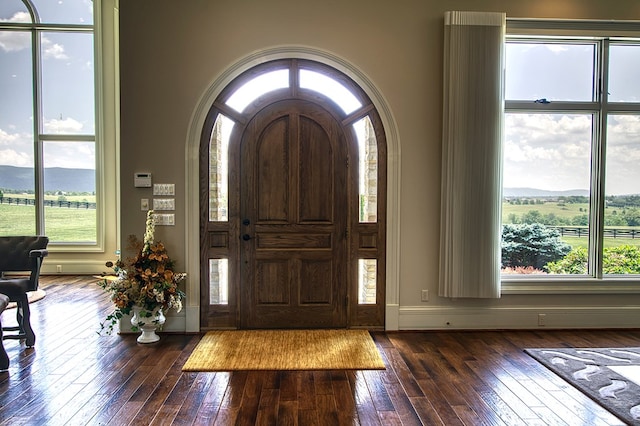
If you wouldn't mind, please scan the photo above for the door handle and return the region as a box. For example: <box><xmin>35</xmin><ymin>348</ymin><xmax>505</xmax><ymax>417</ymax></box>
<box><xmin>242</xmin><ymin>234</ymin><xmax>252</xmax><ymax>241</ymax></box>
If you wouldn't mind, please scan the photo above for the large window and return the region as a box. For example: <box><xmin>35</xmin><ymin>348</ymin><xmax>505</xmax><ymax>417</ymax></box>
<box><xmin>502</xmin><ymin>30</ymin><xmax>640</xmax><ymax>279</ymax></box>
<box><xmin>0</xmin><ymin>0</ymin><xmax>97</xmax><ymax>243</ymax></box>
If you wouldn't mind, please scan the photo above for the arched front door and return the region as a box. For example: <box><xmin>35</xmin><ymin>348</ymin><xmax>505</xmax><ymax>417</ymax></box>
<box><xmin>240</xmin><ymin>99</ymin><xmax>348</xmax><ymax>328</ymax></box>
<box><xmin>200</xmin><ymin>59</ymin><xmax>386</xmax><ymax>330</ymax></box>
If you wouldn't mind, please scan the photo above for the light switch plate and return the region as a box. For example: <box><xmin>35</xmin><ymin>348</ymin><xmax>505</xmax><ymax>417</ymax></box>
<box><xmin>154</xmin><ymin>213</ymin><xmax>175</xmax><ymax>226</ymax></box>
<box><xmin>153</xmin><ymin>198</ymin><xmax>175</xmax><ymax>211</ymax></box>
<box><xmin>153</xmin><ymin>183</ymin><xmax>175</xmax><ymax>196</ymax></box>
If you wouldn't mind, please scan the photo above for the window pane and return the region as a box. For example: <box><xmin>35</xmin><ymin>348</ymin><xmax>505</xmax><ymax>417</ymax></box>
<box><xmin>604</xmin><ymin>114</ymin><xmax>640</xmax><ymax>275</ymax></box>
<box><xmin>354</xmin><ymin>116</ymin><xmax>377</xmax><ymax>222</ymax></box>
<box><xmin>226</xmin><ymin>69</ymin><xmax>289</xmax><ymax>113</ymax></box>
<box><xmin>43</xmin><ymin>141</ymin><xmax>96</xmax><ymax>242</ymax></box>
<box><xmin>505</xmin><ymin>42</ymin><xmax>595</xmax><ymax>102</ymax></box>
<box><xmin>209</xmin><ymin>259</ymin><xmax>229</xmax><ymax>305</ymax></box>
<box><xmin>0</xmin><ymin>28</ymin><xmax>35</xmax><ymax>236</ymax></box>
<box><xmin>502</xmin><ymin>113</ymin><xmax>592</xmax><ymax>275</ymax></box>
<box><xmin>41</xmin><ymin>31</ymin><xmax>95</xmax><ymax>134</ymax></box>
<box><xmin>0</xmin><ymin>1</ymin><xmax>31</xmax><ymax>22</ymax></box>
<box><xmin>609</xmin><ymin>44</ymin><xmax>640</xmax><ymax>103</ymax></box>
<box><xmin>299</xmin><ymin>69</ymin><xmax>362</xmax><ymax>114</ymax></box>
<box><xmin>209</xmin><ymin>115</ymin><xmax>232</xmax><ymax>222</ymax></box>
<box><xmin>0</xmin><ymin>30</ymin><xmax>33</xmax><ymax>158</ymax></box>
<box><xmin>0</xmin><ymin>165</ymin><xmax>35</xmax><ymax>236</ymax></box>
<box><xmin>31</xmin><ymin>0</ymin><xmax>93</xmax><ymax>25</ymax></box>
<box><xmin>358</xmin><ymin>259</ymin><xmax>377</xmax><ymax>304</ymax></box>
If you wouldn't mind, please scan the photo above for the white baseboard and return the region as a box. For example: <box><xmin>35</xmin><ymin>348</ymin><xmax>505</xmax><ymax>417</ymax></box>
<box><xmin>42</xmin><ymin>261</ymin><xmax>107</xmax><ymax>275</ymax></box>
<box><xmin>398</xmin><ymin>305</ymin><xmax>640</xmax><ymax>330</ymax></box>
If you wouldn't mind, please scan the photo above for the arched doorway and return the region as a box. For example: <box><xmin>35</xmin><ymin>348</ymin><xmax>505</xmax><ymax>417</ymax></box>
<box><xmin>185</xmin><ymin>47</ymin><xmax>399</xmax><ymax>331</ymax></box>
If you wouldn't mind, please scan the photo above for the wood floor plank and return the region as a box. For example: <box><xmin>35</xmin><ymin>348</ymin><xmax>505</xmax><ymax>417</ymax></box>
<box><xmin>0</xmin><ymin>276</ymin><xmax>638</xmax><ymax>425</ymax></box>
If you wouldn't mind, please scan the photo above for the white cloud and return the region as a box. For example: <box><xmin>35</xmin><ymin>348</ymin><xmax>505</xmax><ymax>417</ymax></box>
<box><xmin>41</xmin><ymin>39</ymin><xmax>69</xmax><ymax>60</ymax></box>
<box><xmin>546</xmin><ymin>44</ymin><xmax>569</xmax><ymax>54</ymax></box>
<box><xmin>0</xmin><ymin>11</ymin><xmax>30</xmax><ymax>23</ymax></box>
<box><xmin>0</xmin><ymin>30</ymin><xmax>30</xmax><ymax>53</ymax></box>
<box><xmin>504</xmin><ymin>114</ymin><xmax>592</xmax><ymax>191</ymax></box>
<box><xmin>0</xmin><ymin>16</ymin><xmax>69</xmax><ymax>61</ymax></box>
<box><xmin>42</xmin><ymin>141</ymin><xmax>94</xmax><ymax>169</ymax></box>
<box><xmin>504</xmin><ymin>113</ymin><xmax>640</xmax><ymax>195</ymax></box>
<box><xmin>605</xmin><ymin>115</ymin><xmax>640</xmax><ymax>195</ymax></box>
<box><xmin>0</xmin><ymin>128</ymin><xmax>33</xmax><ymax>167</ymax></box>
<box><xmin>43</xmin><ymin>117</ymin><xmax>83</xmax><ymax>134</ymax></box>
<box><xmin>0</xmin><ymin>127</ymin><xmax>94</xmax><ymax>169</ymax></box>
<box><xmin>0</xmin><ymin>12</ymin><xmax>30</xmax><ymax>51</ymax></box>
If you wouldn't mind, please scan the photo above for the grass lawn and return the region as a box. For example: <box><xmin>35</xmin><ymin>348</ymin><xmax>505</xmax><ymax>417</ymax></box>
<box><xmin>503</xmin><ymin>201</ymin><xmax>640</xmax><ymax>248</ymax></box>
<box><xmin>0</xmin><ymin>204</ymin><xmax>96</xmax><ymax>242</ymax></box>
<box><xmin>502</xmin><ymin>201</ymin><xmax>589</xmax><ymax>221</ymax></box>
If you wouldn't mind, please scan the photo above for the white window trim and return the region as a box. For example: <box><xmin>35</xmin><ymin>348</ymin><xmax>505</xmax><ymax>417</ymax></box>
<box><xmin>502</xmin><ymin>19</ymin><xmax>640</xmax><ymax>294</ymax></box>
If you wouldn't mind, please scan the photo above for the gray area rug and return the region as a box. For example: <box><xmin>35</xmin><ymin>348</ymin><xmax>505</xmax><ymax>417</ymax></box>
<box><xmin>526</xmin><ymin>347</ymin><xmax>640</xmax><ymax>425</ymax></box>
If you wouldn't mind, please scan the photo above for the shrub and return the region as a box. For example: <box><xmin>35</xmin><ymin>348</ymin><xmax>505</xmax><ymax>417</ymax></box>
<box><xmin>501</xmin><ymin>223</ymin><xmax>571</xmax><ymax>270</ymax></box>
<box><xmin>546</xmin><ymin>245</ymin><xmax>640</xmax><ymax>274</ymax></box>
<box><xmin>545</xmin><ymin>246</ymin><xmax>588</xmax><ymax>274</ymax></box>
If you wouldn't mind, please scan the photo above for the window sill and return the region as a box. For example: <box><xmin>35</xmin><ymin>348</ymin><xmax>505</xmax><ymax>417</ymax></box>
<box><xmin>501</xmin><ymin>276</ymin><xmax>640</xmax><ymax>294</ymax></box>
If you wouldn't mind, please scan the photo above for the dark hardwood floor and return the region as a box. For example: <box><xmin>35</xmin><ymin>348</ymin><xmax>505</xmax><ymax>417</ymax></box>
<box><xmin>1</xmin><ymin>276</ymin><xmax>638</xmax><ymax>425</ymax></box>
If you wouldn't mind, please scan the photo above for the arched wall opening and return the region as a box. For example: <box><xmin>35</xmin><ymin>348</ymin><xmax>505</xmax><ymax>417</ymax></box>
<box><xmin>184</xmin><ymin>46</ymin><xmax>401</xmax><ymax>331</ymax></box>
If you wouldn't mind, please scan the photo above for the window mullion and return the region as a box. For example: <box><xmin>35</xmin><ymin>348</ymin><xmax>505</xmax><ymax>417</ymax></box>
<box><xmin>505</xmin><ymin>101</ymin><xmax>599</xmax><ymax>111</ymax></box>
<box><xmin>31</xmin><ymin>25</ymin><xmax>45</xmax><ymax>234</ymax></box>
<box><xmin>590</xmin><ymin>39</ymin><xmax>610</xmax><ymax>278</ymax></box>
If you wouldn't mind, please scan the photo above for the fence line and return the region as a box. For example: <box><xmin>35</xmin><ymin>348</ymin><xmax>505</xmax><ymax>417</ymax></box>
<box><xmin>552</xmin><ymin>226</ymin><xmax>639</xmax><ymax>239</ymax></box>
<box><xmin>0</xmin><ymin>196</ymin><xmax>96</xmax><ymax>209</ymax></box>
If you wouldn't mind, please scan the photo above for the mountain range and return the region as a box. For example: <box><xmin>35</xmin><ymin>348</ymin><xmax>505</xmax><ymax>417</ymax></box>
<box><xmin>0</xmin><ymin>165</ymin><xmax>590</xmax><ymax>197</ymax></box>
<box><xmin>502</xmin><ymin>187</ymin><xmax>589</xmax><ymax>197</ymax></box>
<box><xmin>0</xmin><ymin>165</ymin><xmax>95</xmax><ymax>193</ymax></box>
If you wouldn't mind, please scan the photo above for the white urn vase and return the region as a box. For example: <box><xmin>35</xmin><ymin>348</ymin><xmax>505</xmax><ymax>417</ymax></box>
<box><xmin>131</xmin><ymin>305</ymin><xmax>165</xmax><ymax>343</ymax></box>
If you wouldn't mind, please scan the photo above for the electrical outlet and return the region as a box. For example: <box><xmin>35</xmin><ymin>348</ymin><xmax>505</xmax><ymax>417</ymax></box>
<box><xmin>538</xmin><ymin>313</ymin><xmax>546</xmax><ymax>326</ymax></box>
<box><xmin>56</xmin><ymin>265</ymin><xmax>62</xmax><ymax>273</ymax></box>
<box><xmin>421</xmin><ymin>289</ymin><xmax>429</xmax><ymax>302</ymax></box>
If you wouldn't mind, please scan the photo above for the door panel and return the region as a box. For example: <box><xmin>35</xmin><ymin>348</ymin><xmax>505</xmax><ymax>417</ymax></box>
<box><xmin>256</xmin><ymin>118</ymin><xmax>289</xmax><ymax>222</ymax></box>
<box><xmin>240</xmin><ymin>100</ymin><xmax>348</xmax><ymax>328</ymax></box>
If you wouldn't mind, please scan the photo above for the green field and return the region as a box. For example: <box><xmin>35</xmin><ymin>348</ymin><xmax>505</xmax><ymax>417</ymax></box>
<box><xmin>503</xmin><ymin>201</ymin><xmax>640</xmax><ymax>248</ymax></box>
<box><xmin>0</xmin><ymin>204</ymin><xmax>96</xmax><ymax>242</ymax></box>
<box><xmin>2</xmin><ymin>198</ymin><xmax>638</xmax><ymax>248</ymax></box>
<box><xmin>502</xmin><ymin>201</ymin><xmax>588</xmax><ymax>221</ymax></box>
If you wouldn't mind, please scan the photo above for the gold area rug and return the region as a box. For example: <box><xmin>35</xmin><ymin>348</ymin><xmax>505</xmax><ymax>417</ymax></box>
<box><xmin>182</xmin><ymin>329</ymin><xmax>386</xmax><ymax>371</ymax></box>
<box><xmin>6</xmin><ymin>289</ymin><xmax>46</xmax><ymax>309</ymax></box>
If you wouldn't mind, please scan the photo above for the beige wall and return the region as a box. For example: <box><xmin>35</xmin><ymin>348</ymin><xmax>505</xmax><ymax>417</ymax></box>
<box><xmin>119</xmin><ymin>0</ymin><xmax>640</xmax><ymax>330</ymax></box>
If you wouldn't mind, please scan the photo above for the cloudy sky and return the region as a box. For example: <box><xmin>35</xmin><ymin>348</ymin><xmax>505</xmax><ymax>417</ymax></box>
<box><xmin>0</xmin><ymin>0</ymin><xmax>94</xmax><ymax>170</ymax></box>
<box><xmin>504</xmin><ymin>42</ymin><xmax>640</xmax><ymax>196</ymax></box>
<box><xmin>1</xmin><ymin>3</ymin><xmax>639</xmax><ymax>196</ymax></box>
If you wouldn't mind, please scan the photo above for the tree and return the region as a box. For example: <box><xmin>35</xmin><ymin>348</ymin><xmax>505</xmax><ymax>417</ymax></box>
<box><xmin>622</xmin><ymin>208</ymin><xmax>640</xmax><ymax>226</ymax></box>
<box><xmin>501</xmin><ymin>223</ymin><xmax>571</xmax><ymax>270</ymax></box>
<box><xmin>521</xmin><ymin>210</ymin><xmax>542</xmax><ymax>224</ymax></box>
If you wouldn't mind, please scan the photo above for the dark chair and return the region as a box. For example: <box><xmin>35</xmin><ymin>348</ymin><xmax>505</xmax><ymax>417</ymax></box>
<box><xmin>0</xmin><ymin>236</ymin><xmax>49</xmax><ymax>348</ymax></box>
<box><xmin>0</xmin><ymin>293</ymin><xmax>9</xmax><ymax>371</ymax></box>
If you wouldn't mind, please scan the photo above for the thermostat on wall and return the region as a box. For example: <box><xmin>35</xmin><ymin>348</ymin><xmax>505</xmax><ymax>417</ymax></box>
<box><xmin>134</xmin><ymin>172</ymin><xmax>152</xmax><ymax>187</ymax></box>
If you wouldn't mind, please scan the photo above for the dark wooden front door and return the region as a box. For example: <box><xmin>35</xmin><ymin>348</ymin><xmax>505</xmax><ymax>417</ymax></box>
<box><xmin>239</xmin><ymin>99</ymin><xmax>348</xmax><ymax>328</ymax></box>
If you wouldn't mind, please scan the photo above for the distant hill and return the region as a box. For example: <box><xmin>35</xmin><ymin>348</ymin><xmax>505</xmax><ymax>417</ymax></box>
<box><xmin>0</xmin><ymin>165</ymin><xmax>95</xmax><ymax>193</ymax></box>
<box><xmin>503</xmin><ymin>187</ymin><xmax>589</xmax><ymax>198</ymax></box>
